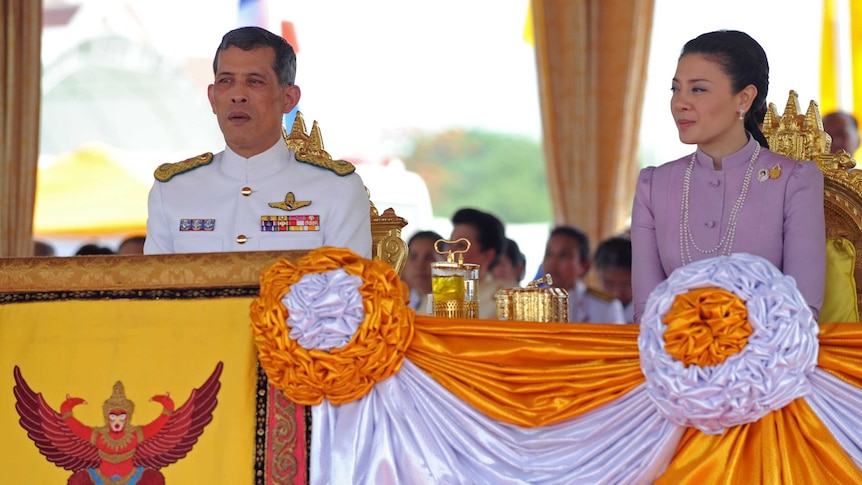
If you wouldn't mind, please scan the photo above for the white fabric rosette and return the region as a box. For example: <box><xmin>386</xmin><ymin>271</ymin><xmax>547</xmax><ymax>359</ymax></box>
<box><xmin>639</xmin><ymin>253</ymin><xmax>819</xmax><ymax>435</ymax></box>
<box><xmin>282</xmin><ymin>268</ymin><xmax>365</xmax><ymax>351</ymax></box>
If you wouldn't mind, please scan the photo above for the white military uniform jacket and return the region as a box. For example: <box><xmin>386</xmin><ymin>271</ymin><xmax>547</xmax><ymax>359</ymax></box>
<box><xmin>568</xmin><ymin>281</ymin><xmax>626</xmax><ymax>324</ymax></box>
<box><xmin>144</xmin><ymin>139</ymin><xmax>372</xmax><ymax>257</ymax></box>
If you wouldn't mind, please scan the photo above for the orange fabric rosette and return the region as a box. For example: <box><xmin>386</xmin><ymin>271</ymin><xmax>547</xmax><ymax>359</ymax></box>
<box><xmin>250</xmin><ymin>247</ymin><xmax>414</xmax><ymax>405</ymax></box>
<box><xmin>662</xmin><ymin>287</ymin><xmax>753</xmax><ymax>367</ymax></box>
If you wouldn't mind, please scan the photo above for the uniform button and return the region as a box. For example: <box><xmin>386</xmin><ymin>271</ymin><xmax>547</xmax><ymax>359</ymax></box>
<box><xmin>705</xmin><ymin>221</ymin><xmax>716</xmax><ymax>228</ymax></box>
<box><xmin>709</xmin><ymin>179</ymin><xmax>720</xmax><ymax>187</ymax></box>
<box><xmin>236</xmin><ymin>235</ymin><xmax>248</xmax><ymax>244</ymax></box>
<box><xmin>241</xmin><ymin>187</ymin><xmax>252</xmax><ymax>196</ymax></box>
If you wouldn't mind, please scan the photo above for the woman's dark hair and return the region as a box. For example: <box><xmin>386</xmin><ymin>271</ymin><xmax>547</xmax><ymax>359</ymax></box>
<box><xmin>680</xmin><ymin>30</ymin><xmax>770</xmax><ymax>148</ymax></box>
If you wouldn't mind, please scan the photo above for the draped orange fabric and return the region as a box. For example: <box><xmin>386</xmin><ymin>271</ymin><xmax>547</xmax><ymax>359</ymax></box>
<box><xmin>655</xmin><ymin>399</ymin><xmax>862</xmax><ymax>484</ymax></box>
<box><xmin>663</xmin><ymin>288</ymin><xmax>752</xmax><ymax>367</ymax></box>
<box><xmin>818</xmin><ymin>322</ymin><xmax>862</xmax><ymax>387</ymax></box>
<box><xmin>407</xmin><ymin>317</ymin><xmax>643</xmax><ymax>427</ymax></box>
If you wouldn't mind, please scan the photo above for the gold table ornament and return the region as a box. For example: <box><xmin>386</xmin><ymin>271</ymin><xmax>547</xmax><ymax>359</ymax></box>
<box><xmin>430</xmin><ymin>238</ymin><xmax>480</xmax><ymax>319</ymax></box>
<box><xmin>495</xmin><ymin>274</ymin><xmax>569</xmax><ymax>323</ymax></box>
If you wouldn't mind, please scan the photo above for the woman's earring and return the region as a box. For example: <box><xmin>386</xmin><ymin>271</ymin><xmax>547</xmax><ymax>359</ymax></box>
<box><xmin>738</xmin><ymin>109</ymin><xmax>745</xmax><ymax>120</ymax></box>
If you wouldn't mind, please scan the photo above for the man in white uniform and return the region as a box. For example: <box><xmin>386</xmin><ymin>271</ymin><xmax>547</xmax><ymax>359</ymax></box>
<box><xmin>542</xmin><ymin>226</ymin><xmax>626</xmax><ymax>324</ymax></box>
<box><xmin>144</xmin><ymin>26</ymin><xmax>371</xmax><ymax>257</ymax></box>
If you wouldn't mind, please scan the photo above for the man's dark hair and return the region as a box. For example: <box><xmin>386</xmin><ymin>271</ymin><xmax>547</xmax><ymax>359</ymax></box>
<box><xmin>213</xmin><ymin>26</ymin><xmax>297</xmax><ymax>86</ymax></box>
<box><xmin>594</xmin><ymin>236</ymin><xmax>632</xmax><ymax>271</ymax></box>
<box><xmin>75</xmin><ymin>244</ymin><xmax>115</xmax><ymax>256</ymax></box>
<box><xmin>549</xmin><ymin>225</ymin><xmax>590</xmax><ymax>263</ymax></box>
<box><xmin>451</xmin><ymin>208</ymin><xmax>506</xmax><ymax>268</ymax></box>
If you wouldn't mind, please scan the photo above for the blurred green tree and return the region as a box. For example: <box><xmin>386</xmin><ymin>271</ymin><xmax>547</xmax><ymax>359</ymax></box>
<box><xmin>400</xmin><ymin>129</ymin><xmax>551</xmax><ymax>223</ymax></box>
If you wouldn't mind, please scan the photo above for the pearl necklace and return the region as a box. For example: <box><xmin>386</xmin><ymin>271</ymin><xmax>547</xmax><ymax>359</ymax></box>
<box><xmin>680</xmin><ymin>144</ymin><xmax>761</xmax><ymax>266</ymax></box>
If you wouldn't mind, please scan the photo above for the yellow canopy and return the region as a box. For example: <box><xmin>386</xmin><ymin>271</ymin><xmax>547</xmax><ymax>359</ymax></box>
<box><xmin>33</xmin><ymin>146</ymin><xmax>153</xmax><ymax>236</ymax></box>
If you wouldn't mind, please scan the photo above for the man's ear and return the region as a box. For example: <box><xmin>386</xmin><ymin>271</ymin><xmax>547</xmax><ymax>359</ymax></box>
<box><xmin>282</xmin><ymin>84</ymin><xmax>301</xmax><ymax>114</ymax></box>
<box><xmin>207</xmin><ymin>84</ymin><xmax>216</xmax><ymax>114</ymax></box>
<box><xmin>581</xmin><ymin>260</ymin><xmax>592</xmax><ymax>277</ymax></box>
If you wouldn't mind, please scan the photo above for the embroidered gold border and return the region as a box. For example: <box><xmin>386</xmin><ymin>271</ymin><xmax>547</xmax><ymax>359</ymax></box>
<box><xmin>0</xmin><ymin>251</ymin><xmax>308</xmax><ymax>294</ymax></box>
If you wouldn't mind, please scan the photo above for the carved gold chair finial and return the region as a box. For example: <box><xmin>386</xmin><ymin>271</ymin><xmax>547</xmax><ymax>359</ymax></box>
<box><xmin>763</xmin><ymin>90</ymin><xmax>862</xmax><ymax>321</ymax></box>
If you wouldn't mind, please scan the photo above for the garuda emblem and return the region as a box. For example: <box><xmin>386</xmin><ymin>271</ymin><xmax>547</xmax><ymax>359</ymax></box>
<box><xmin>13</xmin><ymin>362</ymin><xmax>223</xmax><ymax>485</ymax></box>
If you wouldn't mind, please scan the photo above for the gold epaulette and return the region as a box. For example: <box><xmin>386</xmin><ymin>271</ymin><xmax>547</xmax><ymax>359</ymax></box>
<box><xmin>283</xmin><ymin>112</ymin><xmax>355</xmax><ymax>176</ymax></box>
<box><xmin>153</xmin><ymin>153</ymin><xmax>213</xmax><ymax>182</ymax></box>
<box><xmin>587</xmin><ymin>286</ymin><xmax>617</xmax><ymax>302</ymax></box>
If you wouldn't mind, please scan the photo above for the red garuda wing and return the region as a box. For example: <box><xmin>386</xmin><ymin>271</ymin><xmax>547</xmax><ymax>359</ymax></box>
<box><xmin>134</xmin><ymin>362</ymin><xmax>223</xmax><ymax>469</ymax></box>
<box><xmin>13</xmin><ymin>366</ymin><xmax>100</xmax><ymax>471</ymax></box>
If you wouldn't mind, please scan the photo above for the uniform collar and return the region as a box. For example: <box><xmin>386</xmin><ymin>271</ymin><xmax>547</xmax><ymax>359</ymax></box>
<box><xmin>571</xmin><ymin>280</ymin><xmax>586</xmax><ymax>296</ymax></box>
<box><xmin>694</xmin><ymin>135</ymin><xmax>759</xmax><ymax>171</ymax></box>
<box><xmin>220</xmin><ymin>138</ymin><xmax>293</xmax><ymax>181</ymax></box>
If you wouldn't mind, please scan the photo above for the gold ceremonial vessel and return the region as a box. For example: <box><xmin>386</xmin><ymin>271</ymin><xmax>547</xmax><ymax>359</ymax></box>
<box><xmin>494</xmin><ymin>274</ymin><xmax>569</xmax><ymax>323</ymax></box>
<box><xmin>430</xmin><ymin>238</ymin><xmax>479</xmax><ymax>319</ymax></box>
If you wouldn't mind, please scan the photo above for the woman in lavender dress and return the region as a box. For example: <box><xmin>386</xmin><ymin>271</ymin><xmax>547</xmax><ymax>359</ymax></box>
<box><xmin>630</xmin><ymin>30</ymin><xmax>825</xmax><ymax>323</ymax></box>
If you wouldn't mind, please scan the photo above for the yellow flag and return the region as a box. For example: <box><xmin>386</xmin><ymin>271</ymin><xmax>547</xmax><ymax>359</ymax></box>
<box><xmin>851</xmin><ymin>0</ymin><xmax>862</xmax><ymax>121</ymax></box>
<box><xmin>821</xmin><ymin>0</ymin><xmax>839</xmax><ymax>113</ymax></box>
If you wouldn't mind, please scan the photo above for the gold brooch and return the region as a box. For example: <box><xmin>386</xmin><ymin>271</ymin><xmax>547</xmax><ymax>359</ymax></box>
<box><xmin>769</xmin><ymin>163</ymin><xmax>781</xmax><ymax>179</ymax></box>
<box><xmin>269</xmin><ymin>192</ymin><xmax>311</xmax><ymax>211</ymax></box>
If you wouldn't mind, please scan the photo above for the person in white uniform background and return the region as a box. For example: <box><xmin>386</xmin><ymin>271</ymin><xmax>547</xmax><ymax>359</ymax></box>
<box><xmin>541</xmin><ymin>226</ymin><xmax>626</xmax><ymax>324</ymax></box>
<box><xmin>144</xmin><ymin>26</ymin><xmax>371</xmax><ymax>257</ymax></box>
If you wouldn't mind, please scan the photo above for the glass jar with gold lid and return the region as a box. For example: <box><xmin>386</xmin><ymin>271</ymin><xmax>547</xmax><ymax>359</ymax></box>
<box><xmin>430</xmin><ymin>238</ymin><xmax>479</xmax><ymax>319</ymax></box>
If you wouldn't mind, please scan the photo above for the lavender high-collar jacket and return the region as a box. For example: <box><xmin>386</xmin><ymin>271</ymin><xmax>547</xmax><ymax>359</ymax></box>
<box><xmin>631</xmin><ymin>136</ymin><xmax>826</xmax><ymax>322</ymax></box>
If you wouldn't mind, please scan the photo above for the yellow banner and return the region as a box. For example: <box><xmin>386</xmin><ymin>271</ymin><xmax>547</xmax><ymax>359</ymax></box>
<box><xmin>0</xmin><ymin>298</ymin><xmax>258</xmax><ymax>483</ymax></box>
<box><xmin>821</xmin><ymin>0</ymin><xmax>839</xmax><ymax>113</ymax></box>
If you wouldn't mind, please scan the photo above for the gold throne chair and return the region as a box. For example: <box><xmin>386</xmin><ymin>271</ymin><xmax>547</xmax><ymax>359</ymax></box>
<box><xmin>762</xmin><ymin>90</ymin><xmax>862</xmax><ymax>322</ymax></box>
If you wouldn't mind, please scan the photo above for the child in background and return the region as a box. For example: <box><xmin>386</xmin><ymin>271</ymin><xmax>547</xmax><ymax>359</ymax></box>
<box><xmin>594</xmin><ymin>236</ymin><xmax>633</xmax><ymax>323</ymax></box>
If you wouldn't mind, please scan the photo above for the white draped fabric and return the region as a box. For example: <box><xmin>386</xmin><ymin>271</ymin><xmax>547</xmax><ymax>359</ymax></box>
<box><xmin>312</xmin><ymin>361</ymin><xmax>683</xmax><ymax>485</ymax></box>
<box><xmin>805</xmin><ymin>369</ymin><xmax>862</xmax><ymax>470</ymax></box>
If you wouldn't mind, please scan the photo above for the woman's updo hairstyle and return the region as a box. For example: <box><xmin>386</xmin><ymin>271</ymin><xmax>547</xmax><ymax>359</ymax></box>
<box><xmin>680</xmin><ymin>30</ymin><xmax>770</xmax><ymax>148</ymax></box>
